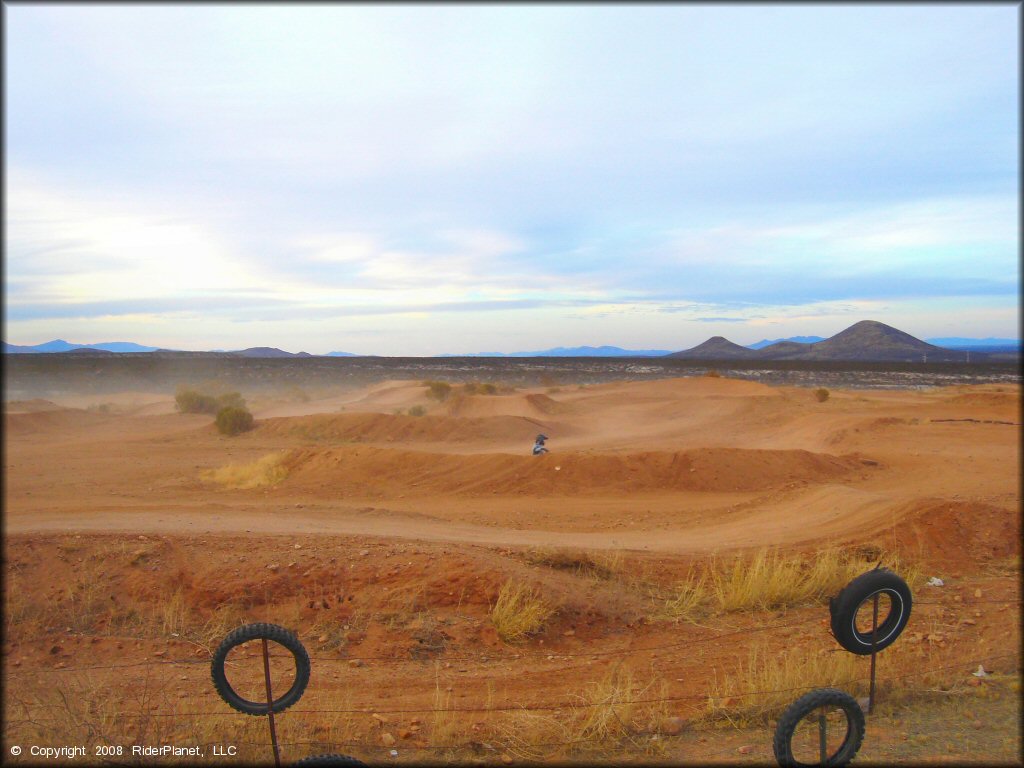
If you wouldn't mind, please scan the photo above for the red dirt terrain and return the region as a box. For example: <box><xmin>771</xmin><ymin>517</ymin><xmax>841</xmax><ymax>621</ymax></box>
<box><xmin>3</xmin><ymin>376</ymin><xmax>1020</xmax><ymax>764</ymax></box>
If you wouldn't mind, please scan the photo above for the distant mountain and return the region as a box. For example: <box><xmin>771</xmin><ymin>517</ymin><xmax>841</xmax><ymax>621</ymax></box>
<box><xmin>441</xmin><ymin>345</ymin><xmax>674</xmax><ymax>357</ymax></box>
<box><xmin>926</xmin><ymin>337</ymin><xmax>1020</xmax><ymax>351</ymax></box>
<box><xmin>3</xmin><ymin>339</ymin><xmax>160</xmax><ymax>353</ymax></box>
<box><xmin>667</xmin><ymin>336</ymin><xmax>758</xmax><ymax>360</ymax></box>
<box><xmin>3</xmin><ymin>342</ymin><xmax>41</xmax><ymax>353</ymax></box>
<box><xmin>325</xmin><ymin>351</ymin><xmax>360</xmax><ymax>357</ymax></box>
<box><xmin>232</xmin><ymin>347</ymin><xmax>313</xmax><ymax>358</ymax></box>
<box><xmin>747</xmin><ymin>335</ymin><xmax>824</xmax><ymax>349</ymax></box>
<box><xmin>671</xmin><ymin>321</ymin><xmax>980</xmax><ymax>362</ymax></box>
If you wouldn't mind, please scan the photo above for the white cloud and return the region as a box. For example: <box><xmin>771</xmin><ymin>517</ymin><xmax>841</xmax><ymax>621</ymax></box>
<box><xmin>6</xmin><ymin>169</ymin><xmax>274</xmax><ymax>306</ymax></box>
<box><xmin>4</xmin><ymin>5</ymin><xmax>1018</xmax><ymax>353</ymax></box>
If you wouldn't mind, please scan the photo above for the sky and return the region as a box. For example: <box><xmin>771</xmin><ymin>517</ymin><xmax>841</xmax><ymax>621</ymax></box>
<box><xmin>4</xmin><ymin>3</ymin><xmax>1020</xmax><ymax>355</ymax></box>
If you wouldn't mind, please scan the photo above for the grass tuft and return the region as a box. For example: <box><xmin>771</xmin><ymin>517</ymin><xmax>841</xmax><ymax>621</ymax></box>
<box><xmin>490</xmin><ymin>581</ymin><xmax>554</xmax><ymax>643</ymax></box>
<box><xmin>201</xmin><ymin>452</ymin><xmax>289</xmax><ymax>489</ymax></box>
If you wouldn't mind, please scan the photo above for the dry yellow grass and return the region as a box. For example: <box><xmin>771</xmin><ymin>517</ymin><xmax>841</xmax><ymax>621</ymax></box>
<box><xmin>494</xmin><ymin>666</ymin><xmax>669</xmax><ymax>760</ymax></box>
<box><xmin>703</xmin><ymin>642</ymin><xmax>864</xmax><ymax>725</ymax></box>
<box><xmin>700</xmin><ymin>612</ymin><xmax>1009</xmax><ymax>728</ymax></box>
<box><xmin>572</xmin><ymin>666</ymin><xmax>668</xmax><ymax>747</ymax></box>
<box><xmin>658</xmin><ymin>546</ymin><xmax>925</xmax><ymax>620</ymax></box>
<box><xmin>201</xmin><ymin>452</ymin><xmax>289</xmax><ymax>489</ymax></box>
<box><xmin>490</xmin><ymin>581</ymin><xmax>555</xmax><ymax>643</ymax></box>
<box><xmin>656</xmin><ymin>568</ymin><xmax>708</xmax><ymax>622</ymax></box>
<box><xmin>709</xmin><ymin>547</ymin><xmax>862</xmax><ymax>612</ymax></box>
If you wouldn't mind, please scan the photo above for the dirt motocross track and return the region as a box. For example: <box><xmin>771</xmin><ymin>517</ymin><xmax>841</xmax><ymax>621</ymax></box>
<box><xmin>6</xmin><ymin>377</ymin><xmax>1020</xmax><ymax>557</ymax></box>
<box><xmin>3</xmin><ymin>374</ymin><xmax>1021</xmax><ymax>764</ymax></box>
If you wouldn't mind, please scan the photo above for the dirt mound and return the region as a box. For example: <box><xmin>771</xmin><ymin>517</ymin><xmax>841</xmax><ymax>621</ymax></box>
<box><xmin>4</xmin><ymin>408</ymin><xmax>111</xmax><ymax>436</ymax></box>
<box><xmin>445</xmin><ymin>392</ymin><xmax>571</xmax><ymax>419</ymax></box>
<box><xmin>659</xmin><ymin>376</ymin><xmax>783</xmax><ymax>397</ymax></box>
<box><xmin>524</xmin><ymin>393</ymin><xmax>572</xmax><ymax>415</ymax></box>
<box><xmin>278</xmin><ymin>446</ymin><xmax>862</xmax><ymax>497</ymax></box>
<box><xmin>257</xmin><ymin>412</ymin><xmax>554</xmax><ymax>445</ymax></box>
<box><xmin>4</xmin><ymin>399</ymin><xmax>63</xmax><ymax>413</ymax></box>
<box><xmin>884</xmin><ymin>498</ymin><xmax>1020</xmax><ymax>568</ymax></box>
<box><xmin>946</xmin><ymin>392</ymin><xmax>1020</xmax><ymax>409</ymax></box>
<box><xmin>825</xmin><ymin>416</ymin><xmax>919</xmax><ymax>448</ymax></box>
<box><xmin>346</xmin><ymin>380</ymin><xmax>429</xmax><ymax>410</ymax></box>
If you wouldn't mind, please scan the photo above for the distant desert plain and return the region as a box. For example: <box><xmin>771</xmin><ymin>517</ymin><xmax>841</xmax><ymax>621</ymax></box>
<box><xmin>3</xmin><ymin>357</ymin><xmax>1020</xmax><ymax>764</ymax></box>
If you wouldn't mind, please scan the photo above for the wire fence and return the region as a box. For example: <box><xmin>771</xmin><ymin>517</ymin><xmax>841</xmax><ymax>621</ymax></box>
<box><xmin>6</xmin><ymin>592</ymin><xmax>1018</xmax><ymax>676</ymax></box>
<box><xmin>4</xmin><ymin>587</ymin><xmax>1019</xmax><ymax>765</ymax></box>
<box><xmin>4</xmin><ymin>649</ymin><xmax>1017</xmax><ymax>726</ymax></box>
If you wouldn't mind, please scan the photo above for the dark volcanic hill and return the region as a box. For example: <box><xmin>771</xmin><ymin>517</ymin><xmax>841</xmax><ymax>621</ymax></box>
<box><xmin>673</xmin><ymin>321</ymin><xmax>977</xmax><ymax>362</ymax></box>
<box><xmin>666</xmin><ymin>336</ymin><xmax>758</xmax><ymax>360</ymax></box>
<box><xmin>802</xmin><ymin>320</ymin><xmax>971</xmax><ymax>362</ymax></box>
<box><xmin>752</xmin><ymin>341</ymin><xmax>813</xmax><ymax>359</ymax></box>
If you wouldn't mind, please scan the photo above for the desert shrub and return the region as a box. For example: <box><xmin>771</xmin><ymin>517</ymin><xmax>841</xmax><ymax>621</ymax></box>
<box><xmin>216</xmin><ymin>391</ymin><xmax>246</xmax><ymax>410</ymax></box>
<box><xmin>175</xmin><ymin>387</ymin><xmax>246</xmax><ymax>415</ymax></box>
<box><xmin>703</xmin><ymin>369</ymin><xmax>721</xmax><ymax>378</ymax></box>
<box><xmin>175</xmin><ymin>388</ymin><xmax>220</xmax><ymax>414</ymax></box>
<box><xmin>407</xmin><ymin>405</ymin><xmax>426</xmax><ymax>417</ymax></box>
<box><xmin>464</xmin><ymin>381</ymin><xmax>498</xmax><ymax>396</ymax></box>
<box><xmin>423</xmin><ymin>380</ymin><xmax>452</xmax><ymax>402</ymax></box>
<box><xmin>215</xmin><ymin>406</ymin><xmax>254</xmax><ymax>436</ymax></box>
<box><xmin>491</xmin><ymin>581</ymin><xmax>554</xmax><ymax>643</ymax></box>
<box><xmin>814</xmin><ymin>388</ymin><xmax>830</xmax><ymax>402</ymax></box>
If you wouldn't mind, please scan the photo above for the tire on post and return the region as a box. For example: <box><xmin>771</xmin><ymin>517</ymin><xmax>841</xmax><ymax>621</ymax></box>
<box><xmin>829</xmin><ymin>568</ymin><xmax>912</xmax><ymax>655</ymax></box>
<box><xmin>773</xmin><ymin>687</ymin><xmax>865</xmax><ymax>767</ymax></box>
<box><xmin>211</xmin><ymin>622</ymin><xmax>310</xmax><ymax>715</ymax></box>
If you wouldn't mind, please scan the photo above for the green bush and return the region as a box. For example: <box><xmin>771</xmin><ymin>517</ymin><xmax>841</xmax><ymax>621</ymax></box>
<box><xmin>215</xmin><ymin>406</ymin><xmax>254</xmax><ymax>436</ymax></box>
<box><xmin>175</xmin><ymin>387</ymin><xmax>246</xmax><ymax>415</ymax></box>
<box><xmin>463</xmin><ymin>381</ymin><xmax>498</xmax><ymax>396</ymax></box>
<box><xmin>175</xmin><ymin>388</ymin><xmax>219</xmax><ymax>414</ymax></box>
<box><xmin>424</xmin><ymin>381</ymin><xmax>452</xmax><ymax>402</ymax></box>
<box><xmin>814</xmin><ymin>388</ymin><xmax>830</xmax><ymax>402</ymax></box>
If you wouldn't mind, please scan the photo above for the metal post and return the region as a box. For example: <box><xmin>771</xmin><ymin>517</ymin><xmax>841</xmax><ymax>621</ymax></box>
<box><xmin>818</xmin><ymin>708</ymin><xmax>827</xmax><ymax>764</ymax></box>
<box><xmin>868</xmin><ymin>593</ymin><xmax>880</xmax><ymax>714</ymax></box>
<box><xmin>262</xmin><ymin>638</ymin><xmax>281</xmax><ymax>768</ymax></box>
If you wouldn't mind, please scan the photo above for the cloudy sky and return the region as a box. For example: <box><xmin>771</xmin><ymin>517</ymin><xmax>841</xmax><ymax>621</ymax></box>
<box><xmin>5</xmin><ymin>4</ymin><xmax>1019</xmax><ymax>355</ymax></box>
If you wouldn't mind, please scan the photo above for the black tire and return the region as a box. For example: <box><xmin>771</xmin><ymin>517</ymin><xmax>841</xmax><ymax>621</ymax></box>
<box><xmin>292</xmin><ymin>756</ymin><xmax>367</xmax><ymax>767</ymax></box>
<box><xmin>829</xmin><ymin>568</ymin><xmax>912</xmax><ymax>655</ymax></box>
<box><xmin>211</xmin><ymin>623</ymin><xmax>310</xmax><ymax>715</ymax></box>
<box><xmin>773</xmin><ymin>688</ymin><xmax>865</xmax><ymax>767</ymax></box>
